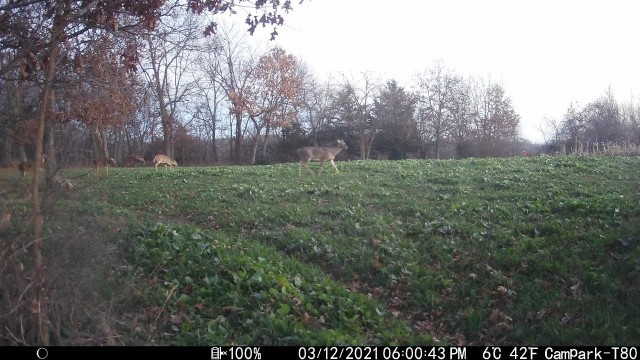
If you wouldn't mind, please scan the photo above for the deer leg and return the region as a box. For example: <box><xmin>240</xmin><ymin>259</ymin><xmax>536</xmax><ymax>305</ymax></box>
<box><xmin>330</xmin><ymin>160</ymin><xmax>339</xmax><ymax>173</ymax></box>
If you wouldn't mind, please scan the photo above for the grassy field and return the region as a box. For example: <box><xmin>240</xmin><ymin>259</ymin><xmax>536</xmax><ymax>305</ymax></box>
<box><xmin>1</xmin><ymin>156</ymin><xmax>639</xmax><ymax>345</ymax></box>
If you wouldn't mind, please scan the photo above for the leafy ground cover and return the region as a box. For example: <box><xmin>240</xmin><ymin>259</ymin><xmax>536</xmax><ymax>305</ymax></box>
<box><xmin>1</xmin><ymin>156</ymin><xmax>639</xmax><ymax>345</ymax></box>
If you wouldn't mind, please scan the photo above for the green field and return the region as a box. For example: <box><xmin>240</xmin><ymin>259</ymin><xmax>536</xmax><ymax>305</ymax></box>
<box><xmin>2</xmin><ymin>156</ymin><xmax>640</xmax><ymax>345</ymax></box>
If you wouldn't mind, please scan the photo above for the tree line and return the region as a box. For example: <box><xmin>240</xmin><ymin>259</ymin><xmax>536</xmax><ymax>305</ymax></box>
<box><xmin>1</xmin><ymin>8</ymin><xmax>528</xmax><ymax>172</ymax></box>
<box><xmin>3</xmin><ymin>3</ymin><xmax>639</xmax><ymax>171</ymax></box>
<box><xmin>540</xmin><ymin>87</ymin><xmax>640</xmax><ymax>155</ymax></box>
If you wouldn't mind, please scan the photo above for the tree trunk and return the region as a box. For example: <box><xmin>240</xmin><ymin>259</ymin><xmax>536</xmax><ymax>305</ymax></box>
<box><xmin>101</xmin><ymin>127</ymin><xmax>109</xmax><ymax>158</ymax></box>
<box><xmin>234</xmin><ymin>112</ymin><xmax>243</xmax><ymax>164</ymax></box>
<box><xmin>210</xmin><ymin>117</ymin><xmax>217</xmax><ymax>163</ymax></box>
<box><xmin>162</xmin><ymin>114</ymin><xmax>173</xmax><ymax>159</ymax></box>
<box><xmin>90</xmin><ymin>125</ymin><xmax>109</xmax><ymax>160</ymax></box>
<box><xmin>262</xmin><ymin>123</ymin><xmax>271</xmax><ymax>161</ymax></box>
<box><xmin>30</xmin><ymin>10</ymin><xmax>65</xmax><ymax>345</ymax></box>
<box><xmin>359</xmin><ymin>136</ymin><xmax>366</xmax><ymax>160</ymax></box>
<box><xmin>228</xmin><ymin>114</ymin><xmax>234</xmax><ymax>163</ymax></box>
<box><xmin>147</xmin><ymin>36</ymin><xmax>173</xmax><ymax>160</ymax></box>
<box><xmin>250</xmin><ymin>136</ymin><xmax>259</xmax><ymax>165</ymax></box>
<box><xmin>114</xmin><ymin>130</ymin><xmax>124</xmax><ymax>163</ymax></box>
<box><xmin>365</xmin><ymin>131</ymin><xmax>377</xmax><ymax>161</ymax></box>
<box><xmin>249</xmin><ymin>117</ymin><xmax>262</xmax><ymax>165</ymax></box>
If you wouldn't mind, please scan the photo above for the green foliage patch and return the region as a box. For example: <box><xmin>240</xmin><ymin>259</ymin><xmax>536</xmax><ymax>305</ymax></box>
<box><xmin>4</xmin><ymin>156</ymin><xmax>639</xmax><ymax>345</ymax></box>
<box><xmin>120</xmin><ymin>223</ymin><xmax>426</xmax><ymax>345</ymax></box>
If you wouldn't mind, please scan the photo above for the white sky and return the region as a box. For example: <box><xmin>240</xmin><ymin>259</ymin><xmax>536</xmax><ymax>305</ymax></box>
<box><xmin>256</xmin><ymin>0</ymin><xmax>640</xmax><ymax>143</ymax></box>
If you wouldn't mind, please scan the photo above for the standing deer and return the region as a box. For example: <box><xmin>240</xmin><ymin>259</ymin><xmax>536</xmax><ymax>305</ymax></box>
<box><xmin>297</xmin><ymin>139</ymin><xmax>348</xmax><ymax>176</ymax></box>
<box><xmin>18</xmin><ymin>157</ymin><xmax>45</xmax><ymax>179</ymax></box>
<box><xmin>94</xmin><ymin>157</ymin><xmax>116</xmax><ymax>174</ymax></box>
<box><xmin>153</xmin><ymin>154</ymin><xmax>178</xmax><ymax>171</ymax></box>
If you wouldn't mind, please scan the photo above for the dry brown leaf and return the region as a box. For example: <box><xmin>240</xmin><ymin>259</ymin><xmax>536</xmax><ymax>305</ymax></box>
<box><xmin>300</xmin><ymin>311</ymin><xmax>312</xmax><ymax>324</ymax></box>
<box><xmin>570</xmin><ymin>281</ymin><xmax>582</xmax><ymax>291</ymax></box>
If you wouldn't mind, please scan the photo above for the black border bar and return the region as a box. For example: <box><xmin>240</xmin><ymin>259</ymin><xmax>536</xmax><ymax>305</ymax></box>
<box><xmin>0</xmin><ymin>346</ymin><xmax>637</xmax><ymax>360</ymax></box>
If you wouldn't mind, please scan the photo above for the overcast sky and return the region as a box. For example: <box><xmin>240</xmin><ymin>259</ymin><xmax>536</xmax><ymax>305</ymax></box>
<box><xmin>251</xmin><ymin>0</ymin><xmax>640</xmax><ymax>143</ymax></box>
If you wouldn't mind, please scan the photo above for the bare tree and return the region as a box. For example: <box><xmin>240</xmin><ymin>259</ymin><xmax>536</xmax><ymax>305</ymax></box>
<box><xmin>192</xmin><ymin>70</ymin><xmax>225</xmax><ymax>163</ymax></box>
<box><xmin>539</xmin><ymin>116</ymin><xmax>563</xmax><ymax>144</ymax></box>
<box><xmin>560</xmin><ymin>102</ymin><xmax>587</xmax><ymax>154</ymax></box>
<box><xmin>334</xmin><ymin>72</ymin><xmax>379</xmax><ymax>160</ymax></box>
<box><xmin>583</xmin><ymin>88</ymin><xmax>622</xmax><ymax>144</ymax></box>
<box><xmin>449</xmin><ymin>76</ymin><xmax>475</xmax><ymax>158</ymax></box>
<box><xmin>123</xmin><ymin>80</ymin><xmax>157</xmax><ymax>159</ymax></box>
<box><xmin>415</xmin><ymin>62</ymin><xmax>462</xmax><ymax>159</ymax></box>
<box><xmin>470</xmin><ymin>76</ymin><xmax>520</xmax><ymax>156</ymax></box>
<box><xmin>142</xmin><ymin>7</ymin><xmax>202</xmax><ymax>160</ymax></box>
<box><xmin>298</xmin><ymin>73</ymin><xmax>337</xmax><ymax>145</ymax></box>
<box><xmin>620</xmin><ymin>96</ymin><xmax>640</xmax><ymax>144</ymax></box>
<box><xmin>202</xmin><ymin>24</ymin><xmax>259</xmax><ymax>164</ymax></box>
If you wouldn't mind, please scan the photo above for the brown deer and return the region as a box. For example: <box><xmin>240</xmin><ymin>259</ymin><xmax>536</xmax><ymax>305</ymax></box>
<box><xmin>153</xmin><ymin>154</ymin><xmax>178</xmax><ymax>171</ymax></box>
<box><xmin>124</xmin><ymin>154</ymin><xmax>146</xmax><ymax>167</ymax></box>
<box><xmin>18</xmin><ymin>157</ymin><xmax>45</xmax><ymax>179</ymax></box>
<box><xmin>297</xmin><ymin>139</ymin><xmax>348</xmax><ymax>176</ymax></box>
<box><xmin>94</xmin><ymin>157</ymin><xmax>116</xmax><ymax>174</ymax></box>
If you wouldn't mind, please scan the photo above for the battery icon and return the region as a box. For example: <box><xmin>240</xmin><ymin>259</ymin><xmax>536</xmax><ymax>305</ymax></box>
<box><xmin>211</xmin><ymin>347</ymin><xmax>222</xmax><ymax>360</ymax></box>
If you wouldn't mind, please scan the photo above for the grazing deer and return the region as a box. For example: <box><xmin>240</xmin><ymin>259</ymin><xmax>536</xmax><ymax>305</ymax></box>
<box><xmin>94</xmin><ymin>157</ymin><xmax>116</xmax><ymax>174</ymax></box>
<box><xmin>153</xmin><ymin>154</ymin><xmax>178</xmax><ymax>171</ymax></box>
<box><xmin>18</xmin><ymin>157</ymin><xmax>45</xmax><ymax>179</ymax></box>
<box><xmin>124</xmin><ymin>154</ymin><xmax>146</xmax><ymax>167</ymax></box>
<box><xmin>297</xmin><ymin>139</ymin><xmax>348</xmax><ymax>176</ymax></box>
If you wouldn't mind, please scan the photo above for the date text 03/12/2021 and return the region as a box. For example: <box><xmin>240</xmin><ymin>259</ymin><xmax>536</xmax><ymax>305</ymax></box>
<box><xmin>212</xmin><ymin>346</ymin><xmax>639</xmax><ymax>360</ymax></box>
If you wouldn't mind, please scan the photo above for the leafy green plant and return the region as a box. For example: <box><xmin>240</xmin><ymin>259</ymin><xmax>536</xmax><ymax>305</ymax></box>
<box><xmin>119</xmin><ymin>223</ymin><xmax>428</xmax><ymax>345</ymax></box>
